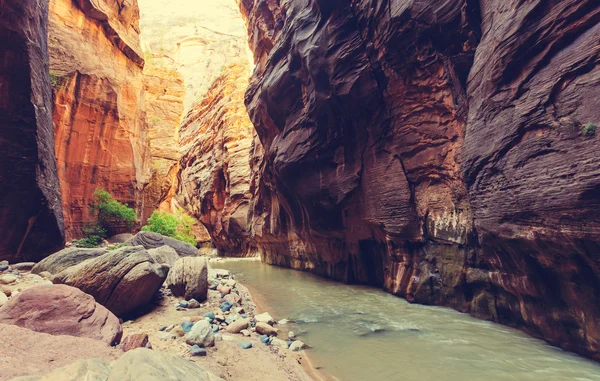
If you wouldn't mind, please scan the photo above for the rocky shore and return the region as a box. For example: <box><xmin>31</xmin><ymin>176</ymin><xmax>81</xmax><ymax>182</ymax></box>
<box><xmin>0</xmin><ymin>233</ymin><xmax>315</xmax><ymax>381</ymax></box>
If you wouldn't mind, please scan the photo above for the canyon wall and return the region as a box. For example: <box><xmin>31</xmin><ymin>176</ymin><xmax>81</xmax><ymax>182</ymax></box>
<box><xmin>178</xmin><ymin>63</ymin><xmax>259</xmax><ymax>254</ymax></box>
<box><xmin>50</xmin><ymin>0</ymin><xmax>152</xmax><ymax>239</ymax></box>
<box><xmin>238</xmin><ymin>0</ymin><xmax>600</xmax><ymax>360</ymax></box>
<box><xmin>0</xmin><ymin>0</ymin><xmax>65</xmax><ymax>262</ymax></box>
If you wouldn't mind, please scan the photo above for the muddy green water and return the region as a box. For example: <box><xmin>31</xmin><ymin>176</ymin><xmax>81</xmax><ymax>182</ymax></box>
<box><xmin>221</xmin><ymin>259</ymin><xmax>600</xmax><ymax>381</ymax></box>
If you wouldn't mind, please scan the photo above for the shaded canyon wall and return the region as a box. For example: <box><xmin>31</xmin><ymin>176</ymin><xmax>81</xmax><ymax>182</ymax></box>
<box><xmin>236</xmin><ymin>0</ymin><xmax>600</xmax><ymax>360</ymax></box>
<box><xmin>0</xmin><ymin>0</ymin><xmax>65</xmax><ymax>262</ymax></box>
<box><xmin>50</xmin><ymin>0</ymin><xmax>152</xmax><ymax>239</ymax></box>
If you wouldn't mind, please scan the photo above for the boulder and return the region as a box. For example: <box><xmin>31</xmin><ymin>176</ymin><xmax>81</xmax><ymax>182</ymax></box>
<box><xmin>225</xmin><ymin>318</ymin><xmax>249</xmax><ymax>334</ymax></box>
<box><xmin>126</xmin><ymin>231</ymin><xmax>199</xmax><ymax>257</ymax></box>
<box><xmin>11</xmin><ymin>262</ymin><xmax>35</xmax><ymax>271</ymax></box>
<box><xmin>122</xmin><ymin>333</ymin><xmax>152</xmax><ymax>352</ymax></box>
<box><xmin>32</xmin><ymin>247</ymin><xmax>107</xmax><ymax>275</ymax></box>
<box><xmin>185</xmin><ymin>320</ymin><xmax>215</xmax><ymax>347</ymax></box>
<box><xmin>0</xmin><ymin>284</ymin><xmax>122</xmax><ymax>345</ymax></box>
<box><xmin>147</xmin><ymin>246</ymin><xmax>180</xmax><ymax>268</ymax></box>
<box><xmin>11</xmin><ymin>348</ymin><xmax>224</xmax><ymax>381</ymax></box>
<box><xmin>52</xmin><ymin>246</ymin><xmax>168</xmax><ymax>317</ymax></box>
<box><xmin>165</xmin><ymin>257</ymin><xmax>208</xmax><ymax>301</ymax></box>
<box><xmin>255</xmin><ymin>322</ymin><xmax>278</xmax><ymax>336</ymax></box>
<box><xmin>0</xmin><ymin>323</ymin><xmax>119</xmax><ymax>380</ymax></box>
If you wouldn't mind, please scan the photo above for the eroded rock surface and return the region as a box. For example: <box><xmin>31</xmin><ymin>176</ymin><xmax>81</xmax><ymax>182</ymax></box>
<box><xmin>0</xmin><ymin>284</ymin><xmax>122</xmax><ymax>345</ymax></box>
<box><xmin>50</xmin><ymin>0</ymin><xmax>152</xmax><ymax>239</ymax></box>
<box><xmin>0</xmin><ymin>0</ymin><xmax>65</xmax><ymax>262</ymax></box>
<box><xmin>237</xmin><ymin>0</ymin><xmax>600</xmax><ymax>360</ymax></box>
<box><xmin>166</xmin><ymin>257</ymin><xmax>208</xmax><ymax>301</ymax></box>
<box><xmin>32</xmin><ymin>247</ymin><xmax>107</xmax><ymax>275</ymax></box>
<box><xmin>126</xmin><ymin>231</ymin><xmax>199</xmax><ymax>257</ymax></box>
<box><xmin>52</xmin><ymin>246</ymin><xmax>168</xmax><ymax>317</ymax></box>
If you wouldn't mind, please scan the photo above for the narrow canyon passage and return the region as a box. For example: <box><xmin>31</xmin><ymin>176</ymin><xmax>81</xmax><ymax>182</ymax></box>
<box><xmin>0</xmin><ymin>0</ymin><xmax>599</xmax><ymax>380</ymax></box>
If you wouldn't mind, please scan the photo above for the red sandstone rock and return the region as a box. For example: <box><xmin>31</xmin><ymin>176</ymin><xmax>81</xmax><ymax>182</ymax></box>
<box><xmin>121</xmin><ymin>333</ymin><xmax>152</xmax><ymax>352</ymax></box>
<box><xmin>236</xmin><ymin>0</ymin><xmax>600</xmax><ymax>361</ymax></box>
<box><xmin>0</xmin><ymin>0</ymin><xmax>65</xmax><ymax>262</ymax></box>
<box><xmin>0</xmin><ymin>284</ymin><xmax>122</xmax><ymax>345</ymax></box>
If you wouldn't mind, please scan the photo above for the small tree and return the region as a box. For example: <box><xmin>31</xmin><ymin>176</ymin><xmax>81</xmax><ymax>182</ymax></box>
<box><xmin>91</xmin><ymin>189</ymin><xmax>137</xmax><ymax>237</ymax></box>
<box><xmin>142</xmin><ymin>209</ymin><xmax>197</xmax><ymax>246</ymax></box>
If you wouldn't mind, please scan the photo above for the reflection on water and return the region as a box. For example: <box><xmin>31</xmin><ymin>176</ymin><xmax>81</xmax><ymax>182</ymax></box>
<box><xmin>221</xmin><ymin>259</ymin><xmax>600</xmax><ymax>381</ymax></box>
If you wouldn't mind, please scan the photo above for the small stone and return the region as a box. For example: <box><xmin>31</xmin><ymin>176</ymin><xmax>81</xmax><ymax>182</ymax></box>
<box><xmin>289</xmin><ymin>340</ymin><xmax>306</xmax><ymax>352</ymax></box>
<box><xmin>217</xmin><ymin>285</ymin><xmax>231</xmax><ymax>295</ymax></box>
<box><xmin>181</xmin><ymin>321</ymin><xmax>194</xmax><ymax>334</ymax></box>
<box><xmin>220</xmin><ymin>301</ymin><xmax>233</xmax><ymax>312</ymax></box>
<box><xmin>238</xmin><ymin>341</ymin><xmax>252</xmax><ymax>349</ymax></box>
<box><xmin>254</xmin><ymin>312</ymin><xmax>275</xmax><ymax>325</ymax></box>
<box><xmin>190</xmin><ymin>344</ymin><xmax>207</xmax><ymax>356</ymax></box>
<box><xmin>203</xmin><ymin>312</ymin><xmax>215</xmax><ymax>323</ymax></box>
<box><xmin>288</xmin><ymin>331</ymin><xmax>296</xmax><ymax>339</ymax></box>
<box><xmin>255</xmin><ymin>322</ymin><xmax>278</xmax><ymax>336</ymax></box>
<box><xmin>271</xmin><ymin>338</ymin><xmax>289</xmax><ymax>350</ymax></box>
<box><xmin>278</xmin><ymin>319</ymin><xmax>290</xmax><ymax>325</ymax></box>
<box><xmin>226</xmin><ymin>318</ymin><xmax>249</xmax><ymax>334</ymax></box>
<box><xmin>159</xmin><ymin>326</ymin><xmax>168</xmax><ymax>332</ymax></box>
<box><xmin>121</xmin><ymin>333</ymin><xmax>151</xmax><ymax>352</ymax></box>
<box><xmin>209</xmin><ymin>284</ymin><xmax>218</xmax><ymax>290</ymax></box>
<box><xmin>260</xmin><ymin>334</ymin><xmax>270</xmax><ymax>345</ymax></box>
<box><xmin>0</xmin><ymin>275</ymin><xmax>17</xmax><ymax>285</ymax></box>
<box><xmin>174</xmin><ymin>326</ymin><xmax>185</xmax><ymax>337</ymax></box>
<box><xmin>187</xmin><ymin>299</ymin><xmax>201</xmax><ymax>309</ymax></box>
<box><xmin>177</xmin><ymin>300</ymin><xmax>189</xmax><ymax>308</ymax></box>
<box><xmin>0</xmin><ymin>265</ymin><xmax>8</xmax><ymax>272</ymax></box>
<box><xmin>241</xmin><ymin>329</ymin><xmax>250</xmax><ymax>337</ymax></box>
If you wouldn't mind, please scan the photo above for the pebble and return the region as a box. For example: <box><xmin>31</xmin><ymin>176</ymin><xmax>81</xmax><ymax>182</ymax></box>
<box><xmin>241</xmin><ymin>329</ymin><xmax>250</xmax><ymax>337</ymax></box>
<box><xmin>225</xmin><ymin>318</ymin><xmax>249</xmax><ymax>334</ymax></box>
<box><xmin>220</xmin><ymin>301</ymin><xmax>233</xmax><ymax>312</ymax></box>
<box><xmin>260</xmin><ymin>335</ymin><xmax>271</xmax><ymax>345</ymax></box>
<box><xmin>238</xmin><ymin>341</ymin><xmax>252</xmax><ymax>349</ymax></box>
<box><xmin>190</xmin><ymin>345</ymin><xmax>207</xmax><ymax>357</ymax></box>
<box><xmin>255</xmin><ymin>322</ymin><xmax>278</xmax><ymax>336</ymax></box>
<box><xmin>203</xmin><ymin>312</ymin><xmax>215</xmax><ymax>323</ymax></box>
<box><xmin>181</xmin><ymin>321</ymin><xmax>194</xmax><ymax>334</ymax></box>
<box><xmin>289</xmin><ymin>340</ymin><xmax>306</xmax><ymax>352</ymax></box>
<box><xmin>254</xmin><ymin>312</ymin><xmax>275</xmax><ymax>325</ymax></box>
<box><xmin>174</xmin><ymin>326</ymin><xmax>185</xmax><ymax>337</ymax></box>
<box><xmin>187</xmin><ymin>299</ymin><xmax>201</xmax><ymax>309</ymax></box>
<box><xmin>0</xmin><ymin>275</ymin><xmax>17</xmax><ymax>285</ymax></box>
<box><xmin>288</xmin><ymin>331</ymin><xmax>296</xmax><ymax>339</ymax></box>
<box><xmin>271</xmin><ymin>338</ymin><xmax>289</xmax><ymax>350</ymax></box>
<box><xmin>159</xmin><ymin>326</ymin><xmax>168</xmax><ymax>332</ymax></box>
<box><xmin>0</xmin><ymin>265</ymin><xmax>8</xmax><ymax>272</ymax></box>
<box><xmin>177</xmin><ymin>301</ymin><xmax>189</xmax><ymax>309</ymax></box>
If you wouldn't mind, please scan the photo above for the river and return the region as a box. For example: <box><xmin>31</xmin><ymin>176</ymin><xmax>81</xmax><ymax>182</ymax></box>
<box><xmin>220</xmin><ymin>259</ymin><xmax>600</xmax><ymax>381</ymax></box>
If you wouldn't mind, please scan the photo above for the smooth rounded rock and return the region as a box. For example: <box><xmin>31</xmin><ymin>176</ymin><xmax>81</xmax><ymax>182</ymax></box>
<box><xmin>165</xmin><ymin>257</ymin><xmax>208</xmax><ymax>302</ymax></box>
<box><xmin>185</xmin><ymin>320</ymin><xmax>215</xmax><ymax>347</ymax></box>
<box><xmin>225</xmin><ymin>318</ymin><xmax>249</xmax><ymax>334</ymax></box>
<box><xmin>0</xmin><ymin>274</ymin><xmax>17</xmax><ymax>284</ymax></box>
<box><xmin>255</xmin><ymin>322</ymin><xmax>278</xmax><ymax>336</ymax></box>
<box><xmin>254</xmin><ymin>312</ymin><xmax>275</xmax><ymax>325</ymax></box>
<box><xmin>238</xmin><ymin>341</ymin><xmax>252</xmax><ymax>349</ymax></box>
<box><xmin>190</xmin><ymin>344</ymin><xmax>207</xmax><ymax>356</ymax></box>
<box><xmin>289</xmin><ymin>340</ymin><xmax>305</xmax><ymax>351</ymax></box>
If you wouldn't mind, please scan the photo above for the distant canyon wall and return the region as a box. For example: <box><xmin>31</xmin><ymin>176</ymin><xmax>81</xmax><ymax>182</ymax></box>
<box><xmin>0</xmin><ymin>0</ymin><xmax>65</xmax><ymax>262</ymax></box>
<box><xmin>50</xmin><ymin>0</ymin><xmax>152</xmax><ymax>239</ymax></box>
<box><xmin>237</xmin><ymin>0</ymin><xmax>600</xmax><ymax>360</ymax></box>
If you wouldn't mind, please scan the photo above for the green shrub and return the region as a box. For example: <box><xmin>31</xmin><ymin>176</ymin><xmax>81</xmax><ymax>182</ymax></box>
<box><xmin>142</xmin><ymin>209</ymin><xmax>197</xmax><ymax>246</ymax></box>
<box><xmin>49</xmin><ymin>70</ymin><xmax>65</xmax><ymax>89</ymax></box>
<box><xmin>91</xmin><ymin>189</ymin><xmax>137</xmax><ymax>237</ymax></box>
<box><xmin>72</xmin><ymin>235</ymin><xmax>103</xmax><ymax>248</ymax></box>
<box><xmin>583</xmin><ymin>123</ymin><xmax>597</xmax><ymax>136</ymax></box>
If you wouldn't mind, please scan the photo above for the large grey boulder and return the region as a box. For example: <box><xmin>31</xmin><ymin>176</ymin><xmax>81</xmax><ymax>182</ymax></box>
<box><xmin>165</xmin><ymin>257</ymin><xmax>208</xmax><ymax>301</ymax></box>
<box><xmin>125</xmin><ymin>231</ymin><xmax>198</xmax><ymax>257</ymax></box>
<box><xmin>11</xmin><ymin>348</ymin><xmax>223</xmax><ymax>381</ymax></box>
<box><xmin>52</xmin><ymin>246</ymin><xmax>168</xmax><ymax>317</ymax></box>
<box><xmin>147</xmin><ymin>246</ymin><xmax>180</xmax><ymax>268</ymax></box>
<box><xmin>32</xmin><ymin>247</ymin><xmax>107</xmax><ymax>275</ymax></box>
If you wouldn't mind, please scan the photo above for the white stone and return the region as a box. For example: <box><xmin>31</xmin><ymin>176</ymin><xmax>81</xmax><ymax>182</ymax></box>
<box><xmin>289</xmin><ymin>340</ymin><xmax>306</xmax><ymax>352</ymax></box>
<box><xmin>255</xmin><ymin>312</ymin><xmax>275</xmax><ymax>325</ymax></box>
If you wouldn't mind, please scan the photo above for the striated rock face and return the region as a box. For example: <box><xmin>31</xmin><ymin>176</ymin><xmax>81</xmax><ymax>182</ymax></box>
<box><xmin>50</xmin><ymin>0</ymin><xmax>152</xmax><ymax>239</ymax></box>
<box><xmin>142</xmin><ymin>62</ymin><xmax>185</xmax><ymax>216</ymax></box>
<box><xmin>0</xmin><ymin>0</ymin><xmax>65</xmax><ymax>262</ymax></box>
<box><xmin>238</xmin><ymin>0</ymin><xmax>600</xmax><ymax>360</ymax></box>
<box><xmin>178</xmin><ymin>63</ymin><xmax>259</xmax><ymax>254</ymax></box>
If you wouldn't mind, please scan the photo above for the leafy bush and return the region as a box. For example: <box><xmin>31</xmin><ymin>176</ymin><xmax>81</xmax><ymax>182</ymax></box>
<box><xmin>91</xmin><ymin>189</ymin><xmax>137</xmax><ymax>237</ymax></box>
<box><xmin>49</xmin><ymin>70</ymin><xmax>65</xmax><ymax>89</ymax></box>
<box><xmin>72</xmin><ymin>235</ymin><xmax>103</xmax><ymax>248</ymax></box>
<box><xmin>142</xmin><ymin>209</ymin><xmax>197</xmax><ymax>246</ymax></box>
<box><xmin>583</xmin><ymin>122</ymin><xmax>597</xmax><ymax>136</ymax></box>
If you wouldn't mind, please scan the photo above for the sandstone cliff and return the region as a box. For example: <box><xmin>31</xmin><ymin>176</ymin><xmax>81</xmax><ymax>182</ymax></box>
<box><xmin>0</xmin><ymin>0</ymin><xmax>65</xmax><ymax>262</ymax></box>
<box><xmin>142</xmin><ymin>62</ymin><xmax>185</xmax><ymax>218</ymax></box>
<box><xmin>238</xmin><ymin>0</ymin><xmax>600</xmax><ymax>360</ymax></box>
<box><xmin>178</xmin><ymin>63</ymin><xmax>259</xmax><ymax>255</ymax></box>
<box><xmin>50</xmin><ymin>0</ymin><xmax>152</xmax><ymax>239</ymax></box>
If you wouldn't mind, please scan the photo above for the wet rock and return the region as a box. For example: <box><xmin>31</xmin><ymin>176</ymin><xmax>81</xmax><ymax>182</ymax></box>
<box><xmin>255</xmin><ymin>322</ymin><xmax>278</xmax><ymax>336</ymax></box>
<box><xmin>289</xmin><ymin>340</ymin><xmax>305</xmax><ymax>352</ymax></box>
<box><xmin>126</xmin><ymin>232</ymin><xmax>199</xmax><ymax>257</ymax></box>
<box><xmin>52</xmin><ymin>246</ymin><xmax>168</xmax><ymax>317</ymax></box>
<box><xmin>122</xmin><ymin>333</ymin><xmax>152</xmax><ymax>352</ymax></box>
<box><xmin>147</xmin><ymin>246</ymin><xmax>180</xmax><ymax>268</ymax></box>
<box><xmin>0</xmin><ymin>284</ymin><xmax>122</xmax><ymax>345</ymax></box>
<box><xmin>190</xmin><ymin>344</ymin><xmax>207</xmax><ymax>357</ymax></box>
<box><xmin>185</xmin><ymin>320</ymin><xmax>215</xmax><ymax>347</ymax></box>
<box><xmin>32</xmin><ymin>247</ymin><xmax>107</xmax><ymax>275</ymax></box>
<box><xmin>0</xmin><ymin>275</ymin><xmax>17</xmax><ymax>285</ymax></box>
<box><xmin>165</xmin><ymin>257</ymin><xmax>208</xmax><ymax>302</ymax></box>
<box><xmin>225</xmin><ymin>318</ymin><xmax>249</xmax><ymax>334</ymax></box>
<box><xmin>254</xmin><ymin>312</ymin><xmax>275</xmax><ymax>325</ymax></box>
<box><xmin>238</xmin><ymin>341</ymin><xmax>252</xmax><ymax>349</ymax></box>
